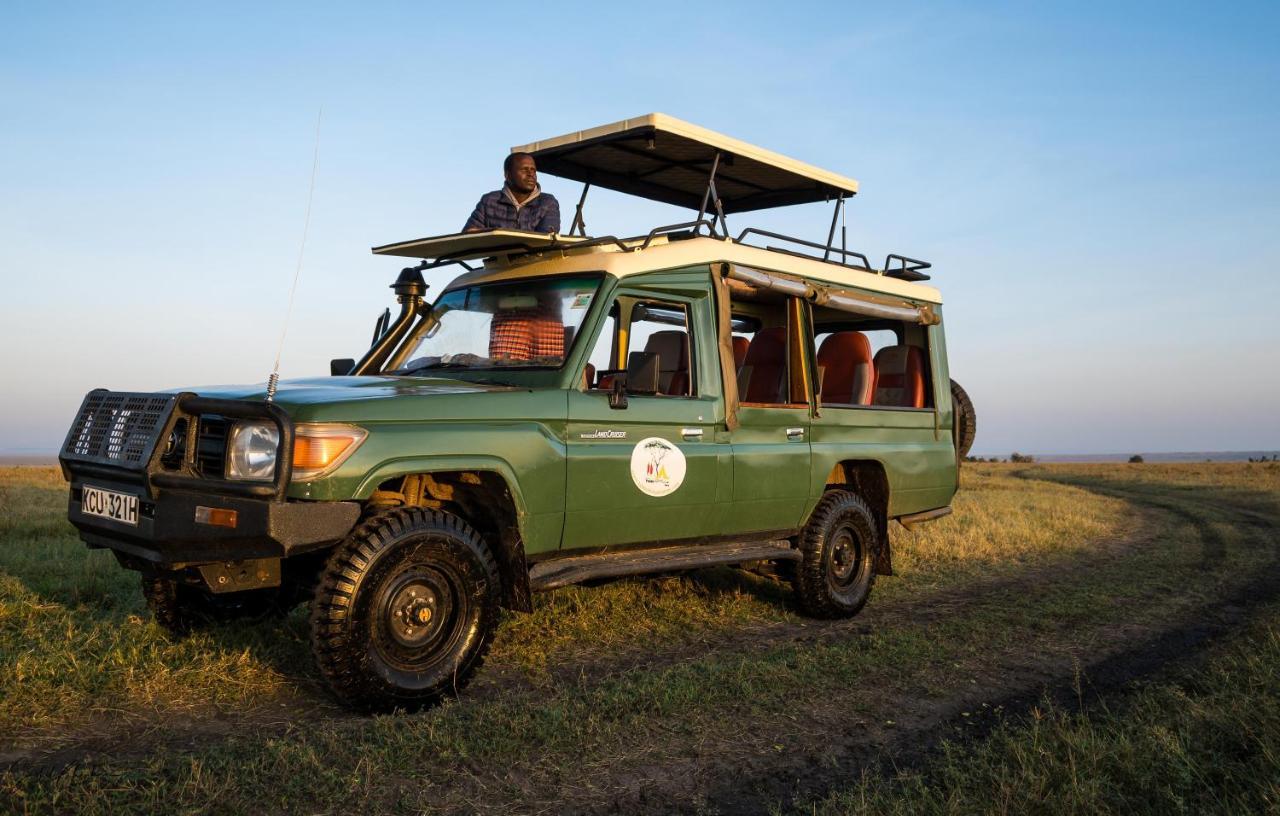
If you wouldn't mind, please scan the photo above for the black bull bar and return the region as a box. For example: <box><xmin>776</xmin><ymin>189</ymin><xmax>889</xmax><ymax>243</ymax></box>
<box><xmin>58</xmin><ymin>390</ymin><xmax>358</xmax><ymax>569</ymax></box>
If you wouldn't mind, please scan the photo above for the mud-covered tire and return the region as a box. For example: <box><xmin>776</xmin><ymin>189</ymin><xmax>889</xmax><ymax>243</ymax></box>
<box><xmin>793</xmin><ymin>490</ymin><xmax>879</xmax><ymax>619</ymax></box>
<box><xmin>142</xmin><ymin>576</ymin><xmax>283</xmax><ymax>636</ymax></box>
<box><xmin>951</xmin><ymin>379</ymin><xmax>977</xmax><ymax>460</ymax></box>
<box><xmin>309</xmin><ymin>507</ymin><xmax>500</xmax><ymax>713</ymax></box>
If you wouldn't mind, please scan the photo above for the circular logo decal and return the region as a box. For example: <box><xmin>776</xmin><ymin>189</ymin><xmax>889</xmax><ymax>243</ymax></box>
<box><xmin>629</xmin><ymin>437</ymin><xmax>687</xmax><ymax>497</ymax></box>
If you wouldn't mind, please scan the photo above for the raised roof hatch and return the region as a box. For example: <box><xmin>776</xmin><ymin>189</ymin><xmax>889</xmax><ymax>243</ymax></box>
<box><xmin>372</xmin><ymin>229</ymin><xmax>585</xmax><ymax>261</ymax></box>
<box><xmin>513</xmin><ymin>113</ymin><xmax>859</xmax><ymax>214</ymax></box>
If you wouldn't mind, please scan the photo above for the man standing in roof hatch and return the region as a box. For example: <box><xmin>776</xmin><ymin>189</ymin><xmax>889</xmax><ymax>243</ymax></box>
<box><xmin>463</xmin><ymin>152</ymin><xmax>561</xmax><ymax>233</ymax></box>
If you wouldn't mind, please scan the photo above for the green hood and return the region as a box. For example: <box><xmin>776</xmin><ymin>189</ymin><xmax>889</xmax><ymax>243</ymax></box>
<box><xmin>170</xmin><ymin>376</ymin><xmax>536</xmax><ymax>424</ymax></box>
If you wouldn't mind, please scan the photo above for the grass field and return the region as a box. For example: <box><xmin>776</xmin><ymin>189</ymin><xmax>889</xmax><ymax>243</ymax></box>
<box><xmin>1</xmin><ymin>462</ymin><xmax>1278</xmax><ymax>814</ymax></box>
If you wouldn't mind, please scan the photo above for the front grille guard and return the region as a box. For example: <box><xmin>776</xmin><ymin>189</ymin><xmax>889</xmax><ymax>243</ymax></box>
<box><xmin>60</xmin><ymin>391</ymin><xmax>294</xmax><ymax>501</ymax></box>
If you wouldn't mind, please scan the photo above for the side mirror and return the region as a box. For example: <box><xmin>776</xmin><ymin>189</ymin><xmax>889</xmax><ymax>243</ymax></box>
<box><xmin>330</xmin><ymin>358</ymin><xmax>355</xmax><ymax>376</ymax></box>
<box><xmin>608</xmin><ymin>375</ymin><xmax>628</xmax><ymax>410</ymax></box>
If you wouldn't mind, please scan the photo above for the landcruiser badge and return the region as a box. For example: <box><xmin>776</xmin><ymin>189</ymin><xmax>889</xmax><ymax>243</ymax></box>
<box><xmin>630</xmin><ymin>437</ymin><xmax>686</xmax><ymax>497</ymax></box>
<box><xmin>579</xmin><ymin>430</ymin><xmax>627</xmax><ymax>440</ymax></box>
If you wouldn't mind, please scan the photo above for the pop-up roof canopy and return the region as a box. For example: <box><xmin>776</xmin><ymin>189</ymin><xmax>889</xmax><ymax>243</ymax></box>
<box><xmin>512</xmin><ymin>113</ymin><xmax>859</xmax><ymax>214</ymax></box>
<box><xmin>372</xmin><ymin>229</ymin><xmax>585</xmax><ymax>261</ymax></box>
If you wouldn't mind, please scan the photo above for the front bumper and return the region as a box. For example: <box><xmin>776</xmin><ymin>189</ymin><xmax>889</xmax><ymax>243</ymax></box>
<box><xmin>59</xmin><ymin>389</ymin><xmax>360</xmax><ymax>570</ymax></box>
<box><xmin>68</xmin><ymin>476</ymin><xmax>360</xmax><ymax>568</ymax></box>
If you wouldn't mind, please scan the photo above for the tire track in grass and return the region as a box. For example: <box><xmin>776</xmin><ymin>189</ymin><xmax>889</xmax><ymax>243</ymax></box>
<box><xmin>6</xmin><ymin>469</ymin><xmax>1276</xmax><ymax>815</ymax></box>
<box><xmin>678</xmin><ymin>472</ymin><xmax>1280</xmax><ymax>816</ymax></box>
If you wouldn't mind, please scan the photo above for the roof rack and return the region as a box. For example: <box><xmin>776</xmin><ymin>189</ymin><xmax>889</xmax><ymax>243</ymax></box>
<box><xmin>882</xmin><ymin>254</ymin><xmax>932</xmax><ymax>282</ymax></box>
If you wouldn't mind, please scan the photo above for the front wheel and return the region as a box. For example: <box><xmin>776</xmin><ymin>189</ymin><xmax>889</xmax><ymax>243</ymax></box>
<box><xmin>309</xmin><ymin>507</ymin><xmax>501</xmax><ymax>712</ymax></box>
<box><xmin>143</xmin><ymin>576</ymin><xmax>284</xmax><ymax>636</ymax></box>
<box><xmin>793</xmin><ymin>490</ymin><xmax>879</xmax><ymax>618</ymax></box>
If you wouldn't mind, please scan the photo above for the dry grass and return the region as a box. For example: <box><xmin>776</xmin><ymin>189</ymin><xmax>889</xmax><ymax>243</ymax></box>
<box><xmin>1</xmin><ymin>462</ymin><xmax>1277</xmax><ymax>814</ymax></box>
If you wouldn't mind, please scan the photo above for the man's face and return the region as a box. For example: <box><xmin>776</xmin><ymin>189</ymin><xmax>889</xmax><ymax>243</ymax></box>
<box><xmin>506</xmin><ymin>155</ymin><xmax>538</xmax><ymax>195</ymax></box>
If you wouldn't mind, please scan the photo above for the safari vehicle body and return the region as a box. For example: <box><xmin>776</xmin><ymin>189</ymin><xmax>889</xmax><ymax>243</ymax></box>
<box><xmin>59</xmin><ymin>114</ymin><xmax>966</xmax><ymax>711</ymax></box>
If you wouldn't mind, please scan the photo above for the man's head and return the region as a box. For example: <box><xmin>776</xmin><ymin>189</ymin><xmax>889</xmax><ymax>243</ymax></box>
<box><xmin>504</xmin><ymin>152</ymin><xmax>538</xmax><ymax>196</ymax></box>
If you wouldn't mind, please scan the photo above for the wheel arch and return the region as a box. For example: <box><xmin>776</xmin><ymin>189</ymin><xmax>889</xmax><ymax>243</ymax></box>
<box><xmin>824</xmin><ymin>460</ymin><xmax>892</xmax><ymax>575</ymax></box>
<box><xmin>358</xmin><ymin>459</ymin><xmax>533</xmax><ymax>613</ymax></box>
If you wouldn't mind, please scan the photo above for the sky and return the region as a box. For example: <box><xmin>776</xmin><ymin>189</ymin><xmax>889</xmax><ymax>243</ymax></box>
<box><xmin>2</xmin><ymin>1</ymin><xmax>1278</xmax><ymax>456</ymax></box>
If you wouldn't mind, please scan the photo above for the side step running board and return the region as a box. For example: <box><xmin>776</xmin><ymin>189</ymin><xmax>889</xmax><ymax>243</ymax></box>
<box><xmin>529</xmin><ymin>539</ymin><xmax>800</xmax><ymax>592</ymax></box>
<box><xmin>896</xmin><ymin>505</ymin><xmax>952</xmax><ymax>530</ymax></box>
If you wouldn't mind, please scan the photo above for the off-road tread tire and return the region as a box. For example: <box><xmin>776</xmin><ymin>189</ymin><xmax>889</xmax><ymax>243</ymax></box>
<box><xmin>309</xmin><ymin>506</ymin><xmax>500</xmax><ymax>713</ymax></box>
<box><xmin>794</xmin><ymin>490</ymin><xmax>879</xmax><ymax>619</ymax></box>
<box><xmin>143</xmin><ymin>576</ymin><xmax>284</xmax><ymax>636</ymax></box>
<box><xmin>951</xmin><ymin>379</ymin><xmax>977</xmax><ymax>460</ymax></box>
<box><xmin>143</xmin><ymin>575</ymin><xmax>191</xmax><ymax>636</ymax></box>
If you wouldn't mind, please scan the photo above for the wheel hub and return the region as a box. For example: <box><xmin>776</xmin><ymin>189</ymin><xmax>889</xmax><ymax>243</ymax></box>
<box><xmin>387</xmin><ymin>581</ymin><xmax>443</xmax><ymax>647</ymax></box>
<box><xmin>829</xmin><ymin>527</ymin><xmax>859</xmax><ymax>585</ymax></box>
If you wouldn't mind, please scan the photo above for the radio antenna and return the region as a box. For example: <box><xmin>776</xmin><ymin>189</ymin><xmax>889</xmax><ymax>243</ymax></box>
<box><xmin>266</xmin><ymin>107</ymin><xmax>323</xmax><ymax>402</ymax></box>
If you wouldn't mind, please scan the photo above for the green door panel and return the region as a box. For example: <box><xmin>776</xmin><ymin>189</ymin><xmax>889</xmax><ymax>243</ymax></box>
<box><xmin>808</xmin><ymin>407</ymin><xmax>957</xmax><ymax>518</ymax></box>
<box><xmin>564</xmin><ymin>392</ymin><xmax>724</xmax><ymax>549</ymax></box>
<box><xmin>724</xmin><ymin>405</ymin><xmax>812</xmax><ymax>534</ymax></box>
<box><xmin>562</xmin><ymin>268</ymin><xmax>726</xmax><ymax>550</ymax></box>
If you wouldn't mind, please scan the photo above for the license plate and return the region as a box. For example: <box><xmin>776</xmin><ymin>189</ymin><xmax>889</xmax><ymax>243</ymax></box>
<box><xmin>81</xmin><ymin>485</ymin><xmax>139</xmax><ymax>526</ymax></box>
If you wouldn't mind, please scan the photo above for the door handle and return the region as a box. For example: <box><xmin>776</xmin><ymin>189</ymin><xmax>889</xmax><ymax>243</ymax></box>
<box><xmin>681</xmin><ymin>428</ymin><xmax>704</xmax><ymax>441</ymax></box>
<box><xmin>786</xmin><ymin>427</ymin><xmax>805</xmax><ymax>439</ymax></box>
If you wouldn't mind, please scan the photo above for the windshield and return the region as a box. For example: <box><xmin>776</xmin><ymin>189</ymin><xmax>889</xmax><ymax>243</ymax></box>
<box><xmin>392</xmin><ymin>275</ymin><xmax>601</xmax><ymax>373</ymax></box>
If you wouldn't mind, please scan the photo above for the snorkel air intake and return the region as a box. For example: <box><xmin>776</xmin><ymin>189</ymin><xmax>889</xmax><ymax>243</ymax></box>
<box><xmin>351</xmin><ymin>266</ymin><xmax>429</xmax><ymax>375</ymax></box>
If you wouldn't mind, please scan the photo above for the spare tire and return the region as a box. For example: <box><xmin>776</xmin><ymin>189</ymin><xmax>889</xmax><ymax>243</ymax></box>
<box><xmin>951</xmin><ymin>379</ymin><xmax>977</xmax><ymax>460</ymax></box>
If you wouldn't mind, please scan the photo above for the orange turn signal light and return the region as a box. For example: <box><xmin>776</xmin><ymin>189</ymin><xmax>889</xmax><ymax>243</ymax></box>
<box><xmin>195</xmin><ymin>506</ymin><xmax>238</xmax><ymax>529</ymax></box>
<box><xmin>293</xmin><ymin>435</ymin><xmax>356</xmax><ymax>471</ymax></box>
<box><xmin>290</xmin><ymin>425</ymin><xmax>367</xmax><ymax>479</ymax></box>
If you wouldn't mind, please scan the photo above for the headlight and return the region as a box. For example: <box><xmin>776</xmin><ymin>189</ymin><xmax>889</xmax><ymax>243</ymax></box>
<box><xmin>227</xmin><ymin>421</ymin><xmax>280</xmax><ymax>481</ymax></box>
<box><xmin>225</xmin><ymin>421</ymin><xmax>366</xmax><ymax>482</ymax></box>
<box><xmin>291</xmin><ymin>424</ymin><xmax>368</xmax><ymax>480</ymax></box>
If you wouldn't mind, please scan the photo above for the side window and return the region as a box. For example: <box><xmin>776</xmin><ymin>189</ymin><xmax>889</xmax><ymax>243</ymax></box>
<box><xmin>728</xmin><ymin>283</ymin><xmax>809</xmax><ymax>407</ymax></box>
<box><xmin>583</xmin><ymin>298</ymin><xmax>695</xmax><ymax>397</ymax></box>
<box><xmin>813</xmin><ymin>317</ymin><xmax>932</xmax><ymax>409</ymax></box>
<box><xmin>626</xmin><ymin>301</ymin><xmax>694</xmax><ymax>397</ymax></box>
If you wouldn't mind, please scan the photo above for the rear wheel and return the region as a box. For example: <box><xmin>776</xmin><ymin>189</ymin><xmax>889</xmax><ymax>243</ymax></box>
<box><xmin>951</xmin><ymin>379</ymin><xmax>977</xmax><ymax>460</ymax></box>
<box><xmin>793</xmin><ymin>490</ymin><xmax>879</xmax><ymax>618</ymax></box>
<box><xmin>309</xmin><ymin>507</ymin><xmax>500</xmax><ymax>712</ymax></box>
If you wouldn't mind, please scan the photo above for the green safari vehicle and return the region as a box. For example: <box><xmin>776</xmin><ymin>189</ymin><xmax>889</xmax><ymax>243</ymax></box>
<box><xmin>59</xmin><ymin>114</ymin><xmax>974</xmax><ymax>711</ymax></box>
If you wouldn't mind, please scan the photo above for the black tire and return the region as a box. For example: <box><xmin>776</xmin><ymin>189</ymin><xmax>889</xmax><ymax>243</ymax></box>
<box><xmin>951</xmin><ymin>379</ymin><xmax>977</xmax><ymax>460</ymax></box>
<box><xmin>309</xmin><ymin>507</ymin><xmax>501</xmax><ymax>713</ymax></box>
<box><xmin>793</xmin><ymin>490</ymin><xmax>879</xmax><ymax>619</ymax></box>
<box><xmin>142</xmin><ymin>576</ymin><xmax>283</xmax><ymax>636</ymax></box>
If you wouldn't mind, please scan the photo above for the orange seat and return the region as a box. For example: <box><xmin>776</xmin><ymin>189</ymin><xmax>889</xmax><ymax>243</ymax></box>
<box><xmin>873</xmin><ymin>345</ymin><xmax>925</xmax><ymax>408</ymax></box>
<box><xmin>740</xmin><ymin>327</ymin><xmax>788</xmax><ymax>403</ymax></box>
<box><xmin>731</xmin><ymin>336</ymin><xmax>749</xmax><ymax>370</ymax></box>
<box><xmin>817</xmin><ymin>332</ymin><xmax>874</xmax><ymax>405</ymax></box>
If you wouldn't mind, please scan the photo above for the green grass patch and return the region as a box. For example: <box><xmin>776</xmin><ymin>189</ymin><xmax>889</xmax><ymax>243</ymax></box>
<box><xmin>805</xmin><ymin>603</ymin><xmax>1280</xmax><ymax>816</ymax></box>
<box><xmin>1</xmin><ymin>464</ymin><xmax>1276</xmax><ymax>814</ymax></box>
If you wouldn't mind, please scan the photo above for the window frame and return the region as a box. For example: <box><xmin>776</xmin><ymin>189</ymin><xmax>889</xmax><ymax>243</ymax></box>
<box><xmin>581</xmin><ymin>291</ymin><xmax>701</xmax><ymax>400</ymax></box>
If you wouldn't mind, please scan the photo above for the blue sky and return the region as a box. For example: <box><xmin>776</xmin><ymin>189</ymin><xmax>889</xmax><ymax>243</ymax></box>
<box><xmin>2</xmin><ymin>1</ymin><xmax>1278</xmax><ymax>455</ymax></box>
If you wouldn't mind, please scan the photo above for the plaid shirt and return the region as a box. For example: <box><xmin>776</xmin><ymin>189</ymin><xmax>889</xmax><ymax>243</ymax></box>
<box><xmin>463</xmin><ymin>185</ymin><xmax>561</xmax><ymax>233</ymax></box>
<box><xmin>489</xmin><ymin>311</ymin><xmax>565</xmax><ymax>362</ymax></box>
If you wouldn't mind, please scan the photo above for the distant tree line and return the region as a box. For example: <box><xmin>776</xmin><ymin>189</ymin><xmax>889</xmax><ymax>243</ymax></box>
<box><xmin>963</xmin><ymin>453</ymin><xmax>1036</xmax><ymax>464</ymax></box>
